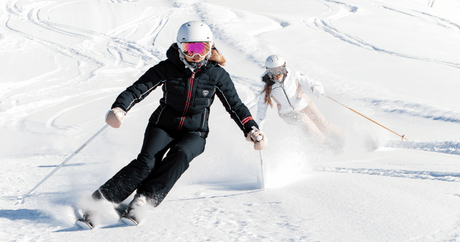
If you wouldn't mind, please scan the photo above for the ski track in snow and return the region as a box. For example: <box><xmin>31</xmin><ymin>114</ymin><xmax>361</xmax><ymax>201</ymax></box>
<box><xmin>309</xmin><ymin>0</ymin><xmax>460</xmax><ymax>70</ymax></box>
<box><xmin>379</xmin><ymin>3</ymin><xmax>460</xmax><ymax>35</ymax></box>
<box><xmin>317</xmin><ymin>166</ymin><xmax>460</xmax><ymax>183</ymax></box>
<box><xmin>386</xmin><ymin>140</ymin><xmax>460</xmax><ymax>156</ymax></box>
<box><xmin>363</xmin><ymin>97</ymin><xmax>460</xmax><ymax>124</ymax></box>
<box><xmin>5</xmin><ymin>0</ymin><xmax>171</xmax><ymax>67</ymax></box>
<box><xmin>1</xmin><ymin>0</ymin><xmax>177</xmax><ymax>132</ymax></box>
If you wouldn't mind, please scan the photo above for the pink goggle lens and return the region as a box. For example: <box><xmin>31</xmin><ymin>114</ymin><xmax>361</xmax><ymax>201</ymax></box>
<box><xmin>181</xmin><ymin>42</ymin><xmax>211</xmax><ymax>58</ymax></box>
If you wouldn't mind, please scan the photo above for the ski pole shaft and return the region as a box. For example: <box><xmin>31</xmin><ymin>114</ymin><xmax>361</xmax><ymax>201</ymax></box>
<box><xmin>258</xmin><ymin>150</ymin><xmax>265</xmax><ymax>190</ymax></box>
<box><xmin>16</xmin><ymin>124</ymin><xmax>109</xmax><ymax>205</ymax></box>
<box><xmin>325</xmin><ymin>95</ymin><xmax>408</xmax><ymax>140</ymax></box>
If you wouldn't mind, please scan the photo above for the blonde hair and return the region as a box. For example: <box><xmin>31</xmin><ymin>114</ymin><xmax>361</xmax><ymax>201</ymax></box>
<box><xmin>209</xmin><ymin>45</ymin><xmax>226</xmax><ymax>66</ymax></box>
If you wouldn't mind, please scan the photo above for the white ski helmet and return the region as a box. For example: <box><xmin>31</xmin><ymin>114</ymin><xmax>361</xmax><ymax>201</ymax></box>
<box><xmin>265</xmin><ymin>54</ymin><xmax>286</xmax><ymax>69</ymax></box>
<box><xmin>176</xmin><ymin>21</ymin><xmax>213</xmax><ymax>45</ymax></box>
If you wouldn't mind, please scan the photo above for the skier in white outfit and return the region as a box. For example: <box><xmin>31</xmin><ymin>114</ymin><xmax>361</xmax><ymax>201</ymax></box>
<box><xmin>256</xmin><ymin>54</ymin><xmax>344</xmax><ymax>145</ymax></box>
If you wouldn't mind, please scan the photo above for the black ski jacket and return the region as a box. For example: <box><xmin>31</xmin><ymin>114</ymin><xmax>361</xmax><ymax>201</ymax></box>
<box><xmin>111</xmin><ymin>44</ymin><xmax>258</xmax><ymax>138</ymax></box>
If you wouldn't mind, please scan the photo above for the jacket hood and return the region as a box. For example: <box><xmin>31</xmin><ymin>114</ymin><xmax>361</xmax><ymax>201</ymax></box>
<box><xmin>166</xmin><ymin>44</ymin><xmax>185</xmax><ymax>67</ymax></box>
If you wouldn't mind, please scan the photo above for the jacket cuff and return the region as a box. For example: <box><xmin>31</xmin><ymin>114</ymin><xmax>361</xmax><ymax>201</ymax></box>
<box><xmin>244</xmin><ymin>119</ymin><xmax>259</xmax><ymax>136</ymax></box>
<box><xmin>111</xmin><ymin>103</ymin><xmax>127</xmax><ymax>112</ymax></box>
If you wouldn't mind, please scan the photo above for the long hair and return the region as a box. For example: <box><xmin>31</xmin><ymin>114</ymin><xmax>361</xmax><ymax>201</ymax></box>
<box><xmin>261</xmin><ymin>72</ymin><xmax>285</xmax><ymax>107</ymax></box>
<box><xmin>262</xmin><ymin>74</ymin><xmax>275</xmax><ymax>107</ymax></box>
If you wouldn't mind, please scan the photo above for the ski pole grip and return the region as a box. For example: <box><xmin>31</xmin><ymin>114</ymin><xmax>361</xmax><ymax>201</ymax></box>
<box><xmin>256</xmin><ymin>135</ymin><xmax>263</xmax><ymax>142</ymax></box>
<box><xmin>250</xmin><ymin>126</ymin><xmax>263</xmax><ymax>142</ymax></box>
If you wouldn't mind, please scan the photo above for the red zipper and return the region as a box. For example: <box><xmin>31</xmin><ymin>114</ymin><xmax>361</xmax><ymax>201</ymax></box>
<box><xmin>178</xmin><ymin>70</ymin><xmax>199</xmax><ymax>130</ymax></box>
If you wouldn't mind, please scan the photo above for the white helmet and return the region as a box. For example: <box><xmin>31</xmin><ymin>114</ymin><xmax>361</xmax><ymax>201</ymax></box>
<box><xmin>176</xmin><ymin>21</ymin><xmax>213</xmax><ymax>45</ymax></box>
<box><xmin>265</xmin><ymin>54</ymin><xmax>286</xmax><ymax>68</ymax></box>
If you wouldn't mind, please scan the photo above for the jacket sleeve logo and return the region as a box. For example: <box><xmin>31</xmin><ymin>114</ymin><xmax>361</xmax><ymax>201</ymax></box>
<box><xmin>202</xmin><ymin>90</ymin><xmax>210</xmax><ymax>97</ymax></box>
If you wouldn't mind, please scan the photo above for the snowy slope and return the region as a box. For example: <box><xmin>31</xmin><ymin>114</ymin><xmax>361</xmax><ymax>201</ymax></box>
<box><xmin>2</xmin><ymin>0</ymin><xmax>460</xmax><ymax>241</ymax></box>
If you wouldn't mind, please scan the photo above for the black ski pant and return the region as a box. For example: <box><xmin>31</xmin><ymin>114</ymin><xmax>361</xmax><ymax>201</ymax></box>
<box><xmin>92</xmin><ymin>122</ymin><xmax>206</xmax><ymax>207</ymax></box>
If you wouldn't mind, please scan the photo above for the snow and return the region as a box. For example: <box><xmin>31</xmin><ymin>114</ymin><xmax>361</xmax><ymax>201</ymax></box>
<box><xmin>2</xmin><ymin>0</ymin><xmax>460</xmax><ymax>241</ymax></box>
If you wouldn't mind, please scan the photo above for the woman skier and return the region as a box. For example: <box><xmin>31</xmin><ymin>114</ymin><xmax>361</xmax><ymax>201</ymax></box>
<box><xmin>76</xmin><ymin>21</ymin><xmax>267</xmax><ymax>229</ymax></box>
<box><xmin>256</xmin><ymin>54</ymin><xmax>343</xmax><ymax>146</ymax></box>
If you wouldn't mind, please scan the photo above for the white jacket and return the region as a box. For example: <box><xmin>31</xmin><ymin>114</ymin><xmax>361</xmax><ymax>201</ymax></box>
<box><xmin>256</xmin><ymin>68</ymin><xmax>323</xmax><ymax>124</ymax></box>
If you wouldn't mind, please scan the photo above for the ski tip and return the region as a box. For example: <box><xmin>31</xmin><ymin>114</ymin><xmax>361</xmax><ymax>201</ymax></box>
<box><xmin>75</xmin><ymin>220</ymin><xmax>94</xmax><ymax>230</ymax></box>
<box><xmin>120</xmin><ymin>217</ymin><xmax>139</xmax><ymax>226</ymax></box>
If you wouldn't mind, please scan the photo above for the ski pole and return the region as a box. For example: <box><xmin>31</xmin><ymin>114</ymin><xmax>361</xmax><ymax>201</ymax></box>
<box><xmin>325</xmin><ymin>95</ymin><xmax>408</xmax><ymax>140</ymax></box>
<box><xmin>258</xmin><ymin>150</ymin><xmax>266</xmax><ymax>190</ymax></box>
<box><xmin>16</xmin><ymin>124</ymin><xmax>109</xmax><ymax>205</ymax></box>
<box><xmin>251</xmin><ymin>126</ymin><xmax>266</xmax><ymax>190</ymax></box>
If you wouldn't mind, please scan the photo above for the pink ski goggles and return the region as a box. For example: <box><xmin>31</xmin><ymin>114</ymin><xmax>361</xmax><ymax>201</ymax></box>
<box><xmin>180</xmin><ymin>42</ymin><xmax>212</xmax><ymax>58</ymax></box>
